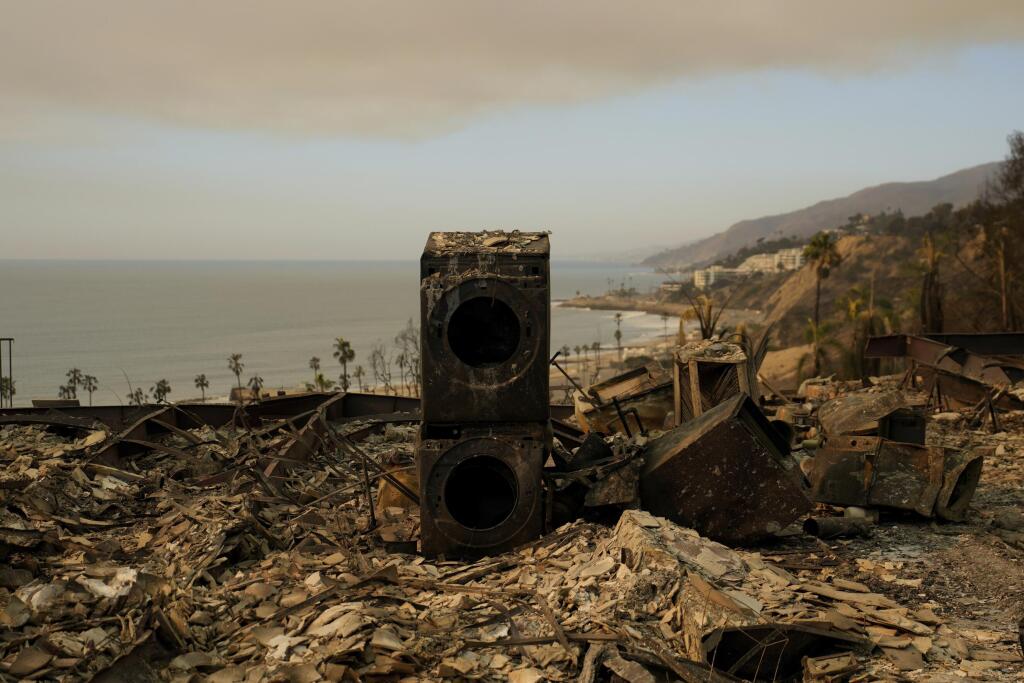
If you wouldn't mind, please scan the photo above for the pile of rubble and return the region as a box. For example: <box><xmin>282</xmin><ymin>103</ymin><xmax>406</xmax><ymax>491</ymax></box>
<box><xmin>1</xmin><ymin>377</ymin><xmax>1022</xmax><ymax>681</ymax></box>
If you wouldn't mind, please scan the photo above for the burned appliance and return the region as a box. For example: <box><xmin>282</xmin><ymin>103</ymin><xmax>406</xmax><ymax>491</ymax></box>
<box><xmin>420</xmin><ymin>231</ymin><xmax>550</xmax><ymax>424</ymax></box>
<box><xmin>417</xmin><ymin>230</ymin><xmax>551</xmax><ymax>558</ymax></box>
<box><xmin>417</xmin><ymin>422</ymin><xmax>547</xmax><ymax>557</ymax></box>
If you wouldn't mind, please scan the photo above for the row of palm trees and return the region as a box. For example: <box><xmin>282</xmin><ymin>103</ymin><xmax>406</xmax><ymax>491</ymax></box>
<box><xmin>55</xmin><ymin>368</ymin><xmax>177</xmax><ymax>406</ymax></box>
<box><xmin>57</xmin><ymin>368</ymin><xmax>98</xmax><ymax>405</ymax></box>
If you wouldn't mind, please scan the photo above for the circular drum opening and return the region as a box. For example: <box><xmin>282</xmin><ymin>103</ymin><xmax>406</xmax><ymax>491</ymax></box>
<box><xmin>447</xmin><ymin>297</ymin><xmax>520</xmax><ymax>367</ymax></box>
<box><xmin>444</xmin><ymin>456</ymin><xmax>518</xmax><ymax>530</ymax></box>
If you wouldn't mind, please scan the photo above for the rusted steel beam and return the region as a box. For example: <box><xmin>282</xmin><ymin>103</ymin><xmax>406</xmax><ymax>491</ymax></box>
<box><xmin>919</xmin><ymin>367</ymin><xmax>1024</xmax><ymax>411</ymax></box>
<box><xmin>864</xmin><ymin>334</ymin><xmax>1024</xmax><ymax>387</ymax></box>
<box><xmin>924</xmin><ymin>332</ymin><xmax>1024</xmax><ymax>357</ymax></box>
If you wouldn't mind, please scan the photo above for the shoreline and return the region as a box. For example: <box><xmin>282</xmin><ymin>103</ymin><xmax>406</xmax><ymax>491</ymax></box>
<box><xmin>559</xmin><ymin>294</ymin><xmax>766</xmax><ymax>329</ymax></box>
<box><xmin>557</xmin><ymin>294</ymin><xmax>689</xmax><ymax>317</ymax></box>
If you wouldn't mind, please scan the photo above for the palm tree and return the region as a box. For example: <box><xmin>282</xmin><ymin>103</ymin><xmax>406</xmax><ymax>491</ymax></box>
<box><xmin>353</xmin><ymin>365</ymin><xmax>366</xmax><ymax>392</ymax></box>
<box><xmin>0</xmin><ymin>378</ymin><xmax>14</xmax><ymax>407</ymax></box>
<box><xmin>680</xmin><ymin>288</ymin><xmax>734</xmax><ymax>340</ymax></box>
<box><xmin>248</xmin><ymin>375</ymin><xmax>264</xmax><ymax>401</ymax></box>
<box><xmin>332</xmin><ymin>337</ymin><xmax>355</xmax><ymax>391</ymax></box>
<box><xmin>591</xmin><ymin>341</ymin><xmax>601</xmax><ymax>381</ymax></box>
<box><xmin>58</xmin><ymin>385</ymin><xmax>74</xmax><ymax>400</ymax></box>
<box><xmin>613</xmin><ymin>313</ymin><xmax>624</xmax><ymax>361</ymax></box>
<box><xmin>227</xmin><ymin>353</ymin><xmax>245</xmax><ymax>398</ymax></box>
<box><xmin>803</xmin><ymin>231</ymin><xmax>843</xmax><ymax>375</ymax></box>
<box><xmin>920</xmin><ymin>230</ymin><xmax>944</xmax><ymax>333</ymax></box>
<box><xmin>308</xmin><ymin>356</ymin><xmax>321</xmax><ymax>387</ymax></box>
<box><xmin>194</xmin><ymin>373</ymin><xmax>209</xmax><ymax>402</ymax></box>
<box><xmin>309</xmin><ymin>373</ymin><xmax>335</xmax><ymax>392</ymax></box>
<box><xmin>151</xmin><ymin>379</ymin><xmax>172</xmax><ymax>403</ymax></box>
<box><xmin>798</xmin><ymin>318</ymin><xmax>841</xmax><ymax>380</ymax></box>
<box><xmin>82</xmin><ymin>375</ymin><xmax>98</xmax><ymax>406</ymax></box>
<box><xmin>64</xmin><ymin>368</ymin><xmax>83</xmax><ymax>399</ymax></box>
<box><xmin>127</xmin><ymin>388</ymin><xmax>147</xmax><ymax>406</ymax></box>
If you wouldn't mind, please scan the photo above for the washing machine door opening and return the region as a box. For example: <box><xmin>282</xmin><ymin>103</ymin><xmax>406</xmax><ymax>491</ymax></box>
<box><xmin>443</xmin><ymin>455</ymin><xmax>519</xmax><ymax>530</ymax></box>
<box><xmin>447</xmin><ymin>296</ymin><xmax>521</xmax><ymax>368</ymax></box>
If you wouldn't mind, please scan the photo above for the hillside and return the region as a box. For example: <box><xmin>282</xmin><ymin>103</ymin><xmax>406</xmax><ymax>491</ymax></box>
<box><xmin>644</xmin><ymin>161</ymin><xmax>1000</xmax><ymax>270</ymax></box>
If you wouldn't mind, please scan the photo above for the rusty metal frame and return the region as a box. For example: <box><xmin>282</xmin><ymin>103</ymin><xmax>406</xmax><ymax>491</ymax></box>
<box><xmin>865</xmin><ymin>334</ymin><xmax>1024</xmax><ymax>386</ymax></box>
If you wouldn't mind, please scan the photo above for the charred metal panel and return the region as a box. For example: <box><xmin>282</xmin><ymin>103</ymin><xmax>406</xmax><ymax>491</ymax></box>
<box><xmin>817</xmin><ymin>390</ymin><xmax>926</xmax><ymax>445</ymax></box>
<box><xmin>417</xmin><ymin>422</ymin><xmax>547</xmax><ymax>558</ymax></box>
<box><xmin>935</xmin><ymin>446</ymin><xmax>988</xmax><ymax>522</ymax></box>
<box><xmin>639</xmin><ymin>394</ymin><xmax>811</xmax><ymax>545</ymax></box>
<box><xmin>878</xmin><ymin>407</ymin><xmax>926</xmax><ymax>445</ymax></box>
<box><xmin>805</xmin><ymin>436</ymin><xmax>980</xmax><ymax>518</ymax></box>
<box><xmin>420</xmin><ymin>231</ymin><xmax>550</xmax><ymax>424</ymax></box>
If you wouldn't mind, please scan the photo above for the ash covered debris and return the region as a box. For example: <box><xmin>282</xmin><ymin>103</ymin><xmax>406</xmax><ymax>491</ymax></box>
<box><xmin>1</xmin><ymin>383</ymin><xmax>1024</xmax><ymax>680</ymax></box>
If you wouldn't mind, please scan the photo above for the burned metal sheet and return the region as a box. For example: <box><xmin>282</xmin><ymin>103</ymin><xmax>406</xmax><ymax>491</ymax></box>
<box><xmin>817</xmin><ymin>389</ymin><xmax>911</xmax><ymax>437</ymax></box>
<box><xmin>935</xmin><ymin>446</ymin><xmax>988</xmax><ymax>522</ymax></box>
<box><xmin>639</xmin><ymin>394</ymin><xmax>811</xmax><ymax>545</ymax></box>
<box><xmin>806</xmin><ymin>436</ymin><xmax>942</xmax><ymax>516</ymax></box>
<box><xmin>805</xmin><ymin>435</ymin><xmax>983</xmax><ymax>520</ymax></box>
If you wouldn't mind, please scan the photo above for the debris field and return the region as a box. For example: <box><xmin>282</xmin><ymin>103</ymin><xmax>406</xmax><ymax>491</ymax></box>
<box><xmin>0</xmin><ymin>383</ymin><xmax>1022</xmax><ymax>682</ymax></box>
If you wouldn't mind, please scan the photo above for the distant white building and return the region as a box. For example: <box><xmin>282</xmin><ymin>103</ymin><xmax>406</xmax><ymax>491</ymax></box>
<box><xmin>695</xmin><ymin>246</ymin><xmax>806</xmax><ymax>288</ymax></box>
<box><xmin>693</xmin><ymin>265</ymin><xmax>742</xmax><ymax>288</ymax></box>
<box><xmin>737</xmin><ymin>253</ymin><xmax>778</xmax><ymax>273</ymax></box>
<box><xmin>776</xmin><ymin>247</ymin><xmax>805</xmax><ymax>270</ymax></box>
<box><xmin>737</xmin><ymin>247</ymin><xmax>805</xmax><ymax>274</ymax></box>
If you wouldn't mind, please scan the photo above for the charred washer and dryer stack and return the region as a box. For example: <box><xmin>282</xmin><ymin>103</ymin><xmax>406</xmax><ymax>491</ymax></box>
<box><xmin>417</xmin><ymin>231</ymin><xmax>551</xmax><ymax>557</ymax></box>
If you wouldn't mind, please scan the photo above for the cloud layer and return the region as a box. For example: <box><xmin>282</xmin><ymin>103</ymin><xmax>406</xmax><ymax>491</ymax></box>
<box><xmin>2</xmin><ymin>1</ymin><xmax>1024</xmax><ymax>137</ymax></box>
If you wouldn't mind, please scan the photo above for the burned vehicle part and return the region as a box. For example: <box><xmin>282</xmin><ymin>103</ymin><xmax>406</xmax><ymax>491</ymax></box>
<box><xmin>639</xmin><ymin>394</ymin><xmax>811</xmax><ymax>545</ymax></box>
<box><xmin>805</xmin><ymin>435</ymin><xmax>986</xmax><ymax>521</ymax></box>
<box><xmin>419</xmin><ymin>231</ymin><xmax>550</xmax><ymax>424</ymax></box>
<box><xmin>417</xmin><ymin>422</ymin><xmax>546</xmax><ymax>558</ymax></box>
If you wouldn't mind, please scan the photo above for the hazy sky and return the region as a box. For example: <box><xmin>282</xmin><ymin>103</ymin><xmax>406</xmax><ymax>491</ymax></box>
<box><xmin>3</xmin><ymin>1</ymin><xmax>1024</xmax><ymax>260</ymax></box>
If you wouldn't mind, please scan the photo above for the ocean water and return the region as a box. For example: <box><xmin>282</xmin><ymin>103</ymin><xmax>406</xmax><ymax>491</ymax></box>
<box><xmin>0</xmin><ymin>260</ymin><xmax>668</xmax><ymax>405</ymax></box>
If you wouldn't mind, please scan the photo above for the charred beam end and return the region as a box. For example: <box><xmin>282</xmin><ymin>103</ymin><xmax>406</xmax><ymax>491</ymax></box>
<box><xmin>803</xmin><ymin>516</ymin><xmax>872</xmax><ymax>539</ymax></box>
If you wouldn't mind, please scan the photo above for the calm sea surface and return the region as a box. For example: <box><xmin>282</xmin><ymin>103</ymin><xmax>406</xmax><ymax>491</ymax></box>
<box><xmin>0</xmin><ymin>261</ymin><xmax>667</xmax><ymax>405</ymax></box>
